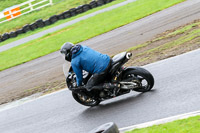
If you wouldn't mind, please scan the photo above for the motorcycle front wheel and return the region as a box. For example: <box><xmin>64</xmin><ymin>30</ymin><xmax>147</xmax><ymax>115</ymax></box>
<box><xmin>72</xmin><ymin>92</ymin><xmax>100</xmax><ymax>107</ymax></box>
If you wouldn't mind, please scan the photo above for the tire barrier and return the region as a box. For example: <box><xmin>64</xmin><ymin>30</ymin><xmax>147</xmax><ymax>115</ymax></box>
<box><xmin>57</xmin><ymin>13</ymin><xmax>65</xmax><ymax>20</ymax></box>
<box><xmin>69</xmin><ymin>8</ymin><xmax>77</xmax><ymax>17</ymax></box>
<box><xmin>104</xmin><ymin>0</ymin><xmax>114</xmax><ymax>3</ymax></box>
<box><xmin>9</xmin><ymin>31</ymin><xmax>18</xmax><ymax>38</ymax></box>
<box><xmin>16</xmin><ymin>29</ymin><xmax>24</xmax><ymax>35</ymax></box>
<box><xmin>88</xmin><ymin>122</ymin><xmax>119</xmax><ymax>133</ymax></box>
<box><xmin>89</xmin><ymin>1</ymin><xmax>98</xmax><ymax>8</ymax></box>
<box><xmin>0</xmin><ymin>0</ymin><xmax>115</xmax><ymax>43</ymax></box>
<box><xmin>62</xmin><ymin>10</ymin><xmax>71</xmax><ymax>19</ymax></box>
<box><xmin>76</xmin><ymin>5</ymin><xmax>84</xmax><ymax>14</ymax></box>
<box><xmin>97</xmin><ymin>0</ymin><xmax>105</xmax><ymax>6</ymax></box>
<box><xmin>22</xmin><ymin>24</ymin><xmax>31</xmax><ymax>33</ymax></box>
<box><xmin>2</xmin><ymin>33</ymin><xmax>10</xmax><ymax>41</ymax></box>
<box><xmin>44</xmin><ymin>19</ymin><xmax>51</xmax><ymax>26</ymax></box>
<box><xmin>49</xmin><ymin>15</ymin><xmax>59</xmax><ymax>24</ymax></box>
<box><xmin>35</xmin><ymin>19</ymin><xmax>45</xmax><ymax>28</ymax></box>
<box><xmin>83</xmin><ymin>4</ymin><xmax>91</xmax><ymax>12</ymax></box>
<box><xmin>30</xmin><ymin>22</ymin><xmax>38</xmax><ymax>31</ymax></box>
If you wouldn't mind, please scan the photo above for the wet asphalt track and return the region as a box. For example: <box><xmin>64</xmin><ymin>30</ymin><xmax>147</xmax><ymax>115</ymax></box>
<box><xmin>1</xmin><ymin>48</ymin><xmax>200</xmax><ymax>133</ymax></box>
<box><xmin>0</xmin><ymin>0</ymin><xmax>200</xmax><ymax>132</ymax></box>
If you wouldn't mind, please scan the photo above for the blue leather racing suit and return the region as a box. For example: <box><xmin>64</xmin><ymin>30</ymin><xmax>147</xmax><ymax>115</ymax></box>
<box><xmin>71</xmin><ymin>45</ymin><xmax>111</xmax><ymax>90</ymax></box>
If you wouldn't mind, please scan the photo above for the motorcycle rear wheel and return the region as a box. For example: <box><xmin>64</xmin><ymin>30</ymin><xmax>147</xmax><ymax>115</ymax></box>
<box><xmin>72</xmin><ymin>92</ymin><xmax>100</xmax><ymax>107</ymax></box>
<box><xmin>122</xmin><ymin>67</ymin><xmax>154</xmax><ymax>92</ymax></box>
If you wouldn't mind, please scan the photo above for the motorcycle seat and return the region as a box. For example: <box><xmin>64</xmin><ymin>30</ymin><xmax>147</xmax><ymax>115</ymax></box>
<box><xmin>111</xmin><ymin>52</ymin><xmax>126</xmax><ymax>65</ymax></box>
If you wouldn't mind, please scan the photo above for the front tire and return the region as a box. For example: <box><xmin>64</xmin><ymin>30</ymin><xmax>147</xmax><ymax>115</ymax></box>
<box><xmin>72</xmin><ymin>92</ymin><xmax>100</xmax><ymax>107</ymax></box>
<box><xmin>122</xmin><ymin>67</ymin><xmax>154</xmax><ymax>92</ymax></box>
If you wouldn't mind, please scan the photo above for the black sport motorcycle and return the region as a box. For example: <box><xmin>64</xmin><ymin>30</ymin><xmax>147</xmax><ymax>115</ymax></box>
<box><xmin>66</xmin><ymin>52</ymin><xmax>154</xmax><ymax>107</ymax></box>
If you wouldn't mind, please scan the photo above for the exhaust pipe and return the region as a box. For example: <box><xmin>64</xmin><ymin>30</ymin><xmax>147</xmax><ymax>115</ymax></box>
<box><xmin>126</xmin><ymin>52</ymin><xmax>132</xmax><ymax>59</ymax></box>
<box><xmin>120</xmin><ymin>81</ymin><xmax>137</xmax><ymax>89</ymax></box>
<box><xmin>103</xmin><ymin>83</ymin><xmax>120</xmax><ymax>89</ymax></box>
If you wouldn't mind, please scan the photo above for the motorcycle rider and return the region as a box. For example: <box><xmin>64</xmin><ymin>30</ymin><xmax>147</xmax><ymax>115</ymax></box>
<box><xmin>60</xmin><ymin>42</ymin><xmax>112</xmax><ymax>91</ymax></box>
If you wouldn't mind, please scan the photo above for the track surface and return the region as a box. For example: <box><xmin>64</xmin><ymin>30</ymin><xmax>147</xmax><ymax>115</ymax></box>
<box><xmin>1</xmin><ymin>0</ymin><xmax>200</xmax><ymax>103</ymax></box>
<box><xmin>1</xmin><ymin>48</ymin><xmax>200</xmax><ymax>133</ymax></box>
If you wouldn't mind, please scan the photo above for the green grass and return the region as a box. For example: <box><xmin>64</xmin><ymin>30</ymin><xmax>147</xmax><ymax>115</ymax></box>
<box><xmin>124</xmin><ymin>20</ymin><xmax>200</xmax><ymax>66</ymax></box>
<box><xmin>0</xmin><ymin>0</ymin><xmax>126</xmax><ymax>47</ymax></box>
<box><xmin>0</xmin><ymin>0</ymin><xmax>93</xmax><ymax>34</ymax></box>
<box><xmin>127</xmin><ymin>43</ymin><xmax>148</xmax><ymax>51</ymax></box>
<box><xmin>0</xmin><ymin>0</ymin><xmax>185</xmax><ymax>71</ymax></box>
<box><xmin>128</xmin><ymin>21</ymin><xmax>200</xmax><ymax>52</ymax></box>
<box><xmin>143</xmin><ymin>29</ymin><xmax>200</xmax><ymax>55</ymax></box>
<box><xmin>134</xmin><ymin>24</ymin><xmax>200</xmax><ymax>57</ymax></box>
<box><xmin>167</xmin><ymin>22</ymin><xmax>200</xmax><ymax>37</ymax></box>
<box><xmin>126</xmin><ymin>115</ymin><xmax>200</xmax><ymax>133</ymax></box>
<box><xmin>152</xmin><ymin>21</ymin><xmax>200</xmax><ymax>43</ymax></box>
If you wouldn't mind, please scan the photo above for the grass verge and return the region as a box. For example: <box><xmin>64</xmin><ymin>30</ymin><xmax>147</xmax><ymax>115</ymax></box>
<box><xmin>126</xmin><ymin>115</ymin><xmax>200</xmax><ymax>133</ymax></box>
<box><xmin>126</xmin><ymin>20</ymin><xmax>200</xmax><ymax>67</ymax></box>
<box><xmin>0</xmin><ymin>0</ymin><xmax>185</xmax><ymax>71</ymax></box>
<box><xmin>0</xmin><ymin>0</ymin><xmax>93</xmax><ymax>34</ymax></box>
<box><xmin>0</xmin><ymin>0</ymin><xmax>126</xmax><ymax>47</ymax></box>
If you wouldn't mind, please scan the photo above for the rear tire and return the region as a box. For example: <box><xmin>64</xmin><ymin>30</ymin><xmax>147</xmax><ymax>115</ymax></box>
<box><xmin>122</xmin><ymin>67</ymin><xmax>154</xmax><ymax>92</ymax></box>
<box><xmin>72</xmin><ymin>92</ymin><xmax>100</xmax><ymax>107</ymax></box>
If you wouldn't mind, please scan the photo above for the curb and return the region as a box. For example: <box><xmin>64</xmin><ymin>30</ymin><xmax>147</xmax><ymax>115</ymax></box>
<box><xmin>119</xmin><ymin>110</ymin><xmax>200</xmax><ymax>133</ymax></box>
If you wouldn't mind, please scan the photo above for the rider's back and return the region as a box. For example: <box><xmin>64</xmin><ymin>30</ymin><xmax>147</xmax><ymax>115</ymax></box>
<box><xmin>71</xmin><ymin>45</ymin><xmax>110</xmax><ymax>74</ymax></box>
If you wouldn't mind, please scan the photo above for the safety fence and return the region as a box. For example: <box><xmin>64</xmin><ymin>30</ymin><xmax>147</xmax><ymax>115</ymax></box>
<box><xmin>0</xmin><ymin>0</ymin><xmax>53</xmax><ymax>24</ymax></box>
<box><xmin>0</xmin><ymin>0</ymin><xmax>114</xmax><ymax>43</ymax></box>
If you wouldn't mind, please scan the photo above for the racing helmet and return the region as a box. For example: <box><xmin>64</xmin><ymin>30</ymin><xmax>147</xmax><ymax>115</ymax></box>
<box><xmin>60</xmin><ymin>42</ymin><xmax>74</xmax><ymax>62</ymax></box>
